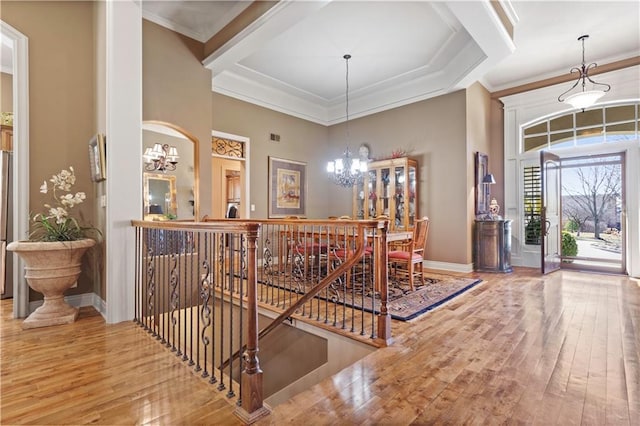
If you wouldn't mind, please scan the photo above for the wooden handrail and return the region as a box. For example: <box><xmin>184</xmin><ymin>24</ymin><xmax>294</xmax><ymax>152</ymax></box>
<box><xmin>218</xmin><ymin>228</ymin><xmax>369</xmax><ymax>371</ymax></box>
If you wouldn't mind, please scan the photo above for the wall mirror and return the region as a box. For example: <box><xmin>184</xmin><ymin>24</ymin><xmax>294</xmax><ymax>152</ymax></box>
<box><xmin>475</xmin><ymin>152</ymin><xmax>490</xmax><ymax>215</ymax></box>
<box><xmin>142</xmin><ymin>121</ymin><xmax>199</xmax><ymax>220</ymax></box>
<box><xmin>144</xmin><ymin>172</ymin><xmax>177</xmax><ymax>219</ymax></box>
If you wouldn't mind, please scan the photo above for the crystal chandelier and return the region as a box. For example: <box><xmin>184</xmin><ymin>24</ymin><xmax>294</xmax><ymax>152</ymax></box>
<box><xmin>557</xmin><ymin>35</ymin><xmax>611</xmax><ymax>111</ymax></box>
<box><xmin>143</xmin><ymin>143</ymin><xmax>179</xmax><ymax>172</ymax></box>
<box><xmin>327</xmin><ymin>54</ymin><xmax>367</xmax><ymax>187</ymax></box>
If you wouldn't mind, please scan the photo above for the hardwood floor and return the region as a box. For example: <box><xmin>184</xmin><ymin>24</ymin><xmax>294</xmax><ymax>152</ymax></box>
<box><xmin>2</xmin><ymin>268</ymin><xmax>639</xmax><ymax>425</ymax></box>
<box><xmin>0</xmin><ymin>304</ymin><xmax>241</xmax><ymax>425</ymax></box>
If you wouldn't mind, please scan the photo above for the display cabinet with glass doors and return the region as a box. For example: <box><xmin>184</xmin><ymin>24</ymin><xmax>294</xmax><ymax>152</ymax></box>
<box><xmin>353</xmin><ymin>157</ymin><xmax>418</xmax><ymax>231</ymax></box>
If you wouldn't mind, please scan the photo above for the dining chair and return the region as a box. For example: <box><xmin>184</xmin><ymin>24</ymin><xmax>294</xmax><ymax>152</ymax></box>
<box><xmin>387</xmin><ymin>216</ymin><xmax>430</xmax><ymax>290</ymax></box>
<box><xmin>284</xmin><ymin>217</ymin><xmax>328</xmax><ymax>277</ymax></box>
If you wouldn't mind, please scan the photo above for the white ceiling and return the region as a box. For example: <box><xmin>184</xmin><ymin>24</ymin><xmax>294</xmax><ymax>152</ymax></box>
<box><xmin>5</xmin><ymin>2</ymin><xmax>637</xmax><ymax>125</ymax></box>
<box><xmin>144</xmin><ymin>0</ymin><xmax>638</xmax><ymax>125</ymax></box>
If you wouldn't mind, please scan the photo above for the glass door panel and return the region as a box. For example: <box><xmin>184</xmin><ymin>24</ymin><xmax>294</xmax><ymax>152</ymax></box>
<box><xmin>367</xmin><ymin>170</ymin><xmax>378</xmax><ymax>218</ymax></box>
<box><xmin>408</xmin><ymin>165</ymin><xmax>416</xmax><ymax>227</ymax></box>
<box><xmin>394</xmin><ymin>166</ymin><xmax>405</xmax><ymax>229</ymax></box>
<box><xmin>380</xmin><ymin>168</ymin><xmax>390</xmax><ymax>217</ymax></box>
<box><xmin>355</xmin><ymin>177</ymin><xmax>365</xmax><ymax>219</ymax></box>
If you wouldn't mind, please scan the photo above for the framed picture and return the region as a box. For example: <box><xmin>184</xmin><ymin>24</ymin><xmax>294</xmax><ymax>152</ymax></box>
<box><xmin>88</xmin><ymin>134</ymin><xmax>106</xmax><ymax>182</ymax></box>
<box><xmin>268</xmin><ymin>156</ymin><xmax>306</xmax><ymax>218</ymax></box>
<box><xmin>475</xmin><ymin>152</ymin><xmax>489</xmax><ymax>215</ymax></box>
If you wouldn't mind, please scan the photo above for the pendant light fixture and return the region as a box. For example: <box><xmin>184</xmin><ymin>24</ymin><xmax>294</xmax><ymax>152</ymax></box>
<box><xmin>326</xmin><ymin>54</ymin><xmax>367</xmax><ymax>187</ymax></box>
<box><xmin>557</xmin><ymin>35</ymin><xmax>611</xmax><ymax>111</ymax></box>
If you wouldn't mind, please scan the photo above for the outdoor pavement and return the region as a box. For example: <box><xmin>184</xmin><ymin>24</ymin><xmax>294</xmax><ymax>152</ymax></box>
<box><xmin>575</xmin><ymin>239</ymin><xmax>621</xmax><ymax>260</ymax></box>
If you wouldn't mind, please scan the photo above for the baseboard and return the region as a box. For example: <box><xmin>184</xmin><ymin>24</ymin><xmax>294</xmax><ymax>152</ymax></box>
<box><xmin>423</xmin><ymin>260</ymin><xmax>474</xmax><ymax>273</ymax></box>
<box><xmin>94</xmin><ymin>294</ymin><xmax>107</xmax><ymax>319</ymax></box>
<box><xmin>29</xmin><ymin>292</ymin><xmax>107</xmax><ymax>320</ymax></box>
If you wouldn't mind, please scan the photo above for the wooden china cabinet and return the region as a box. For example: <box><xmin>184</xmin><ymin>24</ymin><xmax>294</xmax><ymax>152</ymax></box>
<box><xmin>352</xmin><ymin>156</ymin><xmax>418</xmax><ymax>231</ymax></box>
<box><xmin>0</xmin><ymin>125</ymin><xmax>12</xmax><ymax>151</ymax></box>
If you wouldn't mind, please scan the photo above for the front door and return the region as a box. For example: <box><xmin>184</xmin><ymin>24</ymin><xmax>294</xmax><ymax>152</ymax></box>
<box><xmin>541</xmin><ymin>151</ymin><xmax>562</xmax><ymax>274</ymax></box>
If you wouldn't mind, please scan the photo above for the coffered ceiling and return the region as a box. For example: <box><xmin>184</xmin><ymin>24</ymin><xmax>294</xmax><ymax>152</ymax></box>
<box><xmin>129</xmin><ymin>1</ymin><xmax>639</xmax><ymax>125</ymax></box>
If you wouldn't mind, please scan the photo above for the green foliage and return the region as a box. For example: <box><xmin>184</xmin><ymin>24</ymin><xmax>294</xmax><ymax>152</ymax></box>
<box><xmin>564</xmin><ymin>219</ymin><xmax>579</xmax><ymax>233</ymax></box>
<box><xmin>525</xmin><ymin>216</ymin><xmax>541</xmax><ymax>245</ymax></box>
<box><xmin>562</xmin><ymin>232</ymin><xmax>578</xmax><ymax>258</ymax></box>
<box><xmin>29</xmin><ymin>167</ymin><xmax>100</xmax><ymax>242</ymax></box>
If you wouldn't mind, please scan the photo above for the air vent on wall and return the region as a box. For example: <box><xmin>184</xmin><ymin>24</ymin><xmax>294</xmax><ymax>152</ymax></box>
<box><xmin>269</xmin><ymin>133</ymin><xmax>281</xmax><ymax>143</ymax></box>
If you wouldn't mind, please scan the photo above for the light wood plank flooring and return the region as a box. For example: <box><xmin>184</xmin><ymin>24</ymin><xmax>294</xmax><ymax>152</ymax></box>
<box><xmin>2</xmin><ymin>268</ymin><xmax>639</xmax><ymax>425</ymax></box>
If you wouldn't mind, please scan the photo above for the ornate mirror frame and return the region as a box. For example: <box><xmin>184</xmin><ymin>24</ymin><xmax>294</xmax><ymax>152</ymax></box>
<box><xmin>143</xmin><ymin>172</ymin><xmax>177</xmax><ymax>219</ymax></box>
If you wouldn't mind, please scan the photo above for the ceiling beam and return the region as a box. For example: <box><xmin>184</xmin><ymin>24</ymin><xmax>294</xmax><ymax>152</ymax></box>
<box><xmin>491</xmin><ymin>56</ymin><xmax>640</xmax><ymax>99</ymax></box>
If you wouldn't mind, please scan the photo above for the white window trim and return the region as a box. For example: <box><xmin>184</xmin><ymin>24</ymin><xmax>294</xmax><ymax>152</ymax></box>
<box><xmin>500</xmin><ymin>65</ymin><xmax>640</xmax><ymax>277</ymax></box>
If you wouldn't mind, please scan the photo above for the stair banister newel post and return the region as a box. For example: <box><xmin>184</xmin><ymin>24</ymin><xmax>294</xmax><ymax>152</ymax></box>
<box><xmin>235</xmin><ymin>225</ymin><xmax>270</xmax><ymax>422</ymax></box>
<box><xmin>376</xmin><ymin>221</ymin><xmax>392</xmax><ymax>344</ymax></box>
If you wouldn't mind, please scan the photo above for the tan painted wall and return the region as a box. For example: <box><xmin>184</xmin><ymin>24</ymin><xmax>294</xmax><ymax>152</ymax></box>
<box><xmin>212</xmin><ymin>93</ymin><xmax>330</xmax><ymax>219</ymax></box>
<box><xmin>328</xmin><ymin>91</ymin><xmax>469</xmax><ymax>265</ymax></box>
<box><xmin>489</xmin><ymin>98</ymin><xmax>505</xmax><ymax>213</ymax></box>
<box><xmin>1</xmin><ymin>72</ymin><xmax>12</xmax><ymax>112</ymax></box>
<box><xmin>466</xmin><ymin>82</ymin><xmax>493</xmax><ymax>262</ymax></box>
<box><xmin>2</xmin><ymin>1</ymin><xmax>98</xmax><ymax>299</ymax></box>
<box><xmin>142</xmin><ymin>20</ymin><xmax>213</xmax><ymax>219</ymax></box>
<box><xmin>93</xmin><ymin>0</ymin><xmax>107</xmax><ymax>300</ymax></box>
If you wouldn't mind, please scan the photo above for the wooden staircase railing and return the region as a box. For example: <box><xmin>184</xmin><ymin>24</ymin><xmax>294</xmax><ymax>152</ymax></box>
<box><xmin>132</xmin><ymin>218</ymin><xmax>391</xmax><ymax>424</ymax></box>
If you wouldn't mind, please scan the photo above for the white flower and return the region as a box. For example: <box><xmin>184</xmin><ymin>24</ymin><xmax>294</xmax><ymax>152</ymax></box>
<box><xmin>31</xmin><ymin>166</ymin><xmax>96</xmax><ymax>242</ymax></box>
<box><xmin>48</xmin><ymin>207</ymin><xmax>68</xmax><ymax>224</ymax></box>
<box><xmin>60</xmin><ymin>192</ymin><xmax>86</xmax><ymax>208</ymax></box>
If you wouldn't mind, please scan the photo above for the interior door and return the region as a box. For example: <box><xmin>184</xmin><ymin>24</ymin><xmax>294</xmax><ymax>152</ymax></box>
<box><xmin>212</xmin><ymin>157</ymin><xmax>244</xmax><ymax>218</ymax></box>
<box><xmin>541</xmin><ymin>151</ymin><xmax>562</xmax><ymax>274</ymax></box>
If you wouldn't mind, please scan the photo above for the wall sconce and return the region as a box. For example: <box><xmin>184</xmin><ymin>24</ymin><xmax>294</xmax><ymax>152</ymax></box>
<box><xmin>143</xmin><ymin>143</ymin><xmax>179</xmax><ymax>172</ymax></box>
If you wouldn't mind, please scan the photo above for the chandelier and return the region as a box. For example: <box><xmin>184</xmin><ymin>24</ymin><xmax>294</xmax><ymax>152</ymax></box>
<box><xmin>327</xmin><ymin>54</ymin><xmax>367</xmax><ymax>187</ymax></box>
<box><xmin>143</xmin><ymin>143</ymin><xmax>179</xmax><ymax>172</ymax></box>
<box><xmin>557</xmin><ymin>35</ymin><xmax>611</xmax><ymax>111</ymax></box>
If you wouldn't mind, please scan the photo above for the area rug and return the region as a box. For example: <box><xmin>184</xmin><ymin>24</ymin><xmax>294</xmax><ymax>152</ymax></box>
<box><xmin>257</xmin><ymin>268</ymin><xmax>482</xmax><ymax>321</ymax></box>
<box><xmin>384</xmin><ymin>273</ymin><xmax>483</xmax><ymax>320</ymax></box>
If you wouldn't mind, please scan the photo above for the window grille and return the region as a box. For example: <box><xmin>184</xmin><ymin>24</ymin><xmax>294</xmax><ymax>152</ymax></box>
<box><xmin>212</xmin><ymin>137</ymin><xmax>245</xmax><ymax>158</ymax></box>
<box><xmin>522</xmin><ymin>102</ymin><xmax>639</xmax><ymax>152</ymax></box>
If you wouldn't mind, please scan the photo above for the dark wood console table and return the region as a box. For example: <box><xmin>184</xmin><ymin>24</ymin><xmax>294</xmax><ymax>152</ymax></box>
<box><xmin>474</xmin><ymin>219</ymin><xmax>512</xmax><ymax>273</ymax></box>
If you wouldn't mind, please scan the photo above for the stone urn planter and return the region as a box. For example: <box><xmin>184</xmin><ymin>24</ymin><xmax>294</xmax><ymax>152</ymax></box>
<box><xmin>7</xmin><ymin>238</ymin><xmax>95</xmax><ymax>329</ymax></box>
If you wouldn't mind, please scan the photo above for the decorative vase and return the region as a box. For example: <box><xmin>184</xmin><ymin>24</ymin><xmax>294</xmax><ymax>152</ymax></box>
<box><xmin>7</xmin><ymin>238</ymin><xmax>95</xmax><ymax>329</ymax></box>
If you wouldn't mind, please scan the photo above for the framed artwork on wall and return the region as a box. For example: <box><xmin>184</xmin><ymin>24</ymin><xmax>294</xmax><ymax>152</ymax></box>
<box><xmin>475</xmin><ymin>152</ymin><xmax>490</xmax><ymax>215</ymax></box>
<box><xmin>88</xmin><ymin>134</ymin><xmax>106</xmax><ymax>182</ymax></box>
<box><xmin>268</xmin><ymin>156</ymin><xmax>306</xmax><ymax>218</ymax></box>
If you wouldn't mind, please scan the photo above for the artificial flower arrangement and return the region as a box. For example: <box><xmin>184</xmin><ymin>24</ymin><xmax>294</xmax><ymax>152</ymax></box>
<box><xmin>30</xmin><ymin>167</ymin><xmax>99</xmax><ymax>242</ymax></box>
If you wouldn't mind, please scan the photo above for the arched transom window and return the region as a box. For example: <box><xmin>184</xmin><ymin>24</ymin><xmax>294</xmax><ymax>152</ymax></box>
<box><xmin>522</xmin><ymin>102</ymin><xmax>639</xmax><ymax>152</ymax></box>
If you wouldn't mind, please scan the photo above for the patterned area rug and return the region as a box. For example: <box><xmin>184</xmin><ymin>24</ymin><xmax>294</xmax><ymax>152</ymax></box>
<box><xmin>384</xmin><ymin>273</ymin><xmax>482</xmax><ymax>320</ymax></box>
<box><xmin>257</xmin><ymin>268</ymin><xmax>482</xmax><ymax>321</ymax></box>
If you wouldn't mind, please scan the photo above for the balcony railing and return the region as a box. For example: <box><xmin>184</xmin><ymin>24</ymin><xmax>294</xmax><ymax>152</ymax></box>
<box><xmin>131</xmin><ymin>218</ymin><xmax>390</xmax><ymax>423</ymax></box>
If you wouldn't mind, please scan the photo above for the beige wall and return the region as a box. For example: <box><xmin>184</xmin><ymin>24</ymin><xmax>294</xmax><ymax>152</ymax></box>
<box><xmin>489</xmin><ymin>98</ymin><xmax>505</xmax><ymax>212</ymax></box>
<box><xmin>2</xmin><ymin>1</ymin><xmax>98</xmax><ymax>299</ymax></box>
<box><xmin>466</xmin><ymin>82</ymin><xmax>493</xmax><ymax>261</ymax></box>
<box><xmin>328</xmin><ymin>91</ymin><xmax>469</xmax><ymax>265</ymax></box>
<box><xmin>93</xmin><ymin>0</ymin><xmax>107</xmax><ymax>300</ymax></box>
<box><xmin>1</xmin><ymin>72</ymin><xmax>12</xmax><ymax>112</ymax></box>
<box><xmin>212</xmin><ymin>93</ymin><xmax>330</xmax><ymax>219</ymax></box>
<box><xmin>212</xmin><ymin>90</ymin><xmax>476</xmax><ymax>265</ymax></box>
<box><xmin>142</xmin><ymin>19</ymin><xmax>213</xmax><ymax>218</ymax></box>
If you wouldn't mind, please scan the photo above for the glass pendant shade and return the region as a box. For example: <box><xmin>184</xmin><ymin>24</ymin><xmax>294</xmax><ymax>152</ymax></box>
<box><xmin>564</xmin><ymin>90</ymin><xmax>605</xmax><ymax>110</ymax></box>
